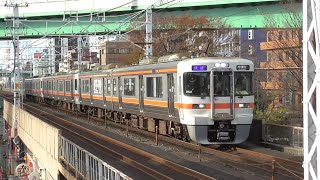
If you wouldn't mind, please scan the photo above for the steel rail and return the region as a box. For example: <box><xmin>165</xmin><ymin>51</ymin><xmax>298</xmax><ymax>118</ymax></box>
<box><xmin>0</xmin><ymin>93</ymin><xmax>215</xmax><ymax>180</ymax></box>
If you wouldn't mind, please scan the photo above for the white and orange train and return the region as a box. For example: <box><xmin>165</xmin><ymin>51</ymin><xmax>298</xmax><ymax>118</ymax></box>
<box><xmin>24</xmin><ymin>56</ymin><xmax>254</xmax><ymax>145</ymax></box>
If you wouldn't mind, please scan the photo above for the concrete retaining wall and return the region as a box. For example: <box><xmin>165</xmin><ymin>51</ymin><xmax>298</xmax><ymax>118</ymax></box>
<box><xmin>3</xmin><ymin>100</ymin><xmax>60</xmax><ymax>179</ymax></box>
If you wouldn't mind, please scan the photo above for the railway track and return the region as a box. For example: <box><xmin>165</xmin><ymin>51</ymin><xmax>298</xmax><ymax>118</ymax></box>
<box><xmin>1</xmin><ymin>94</ymin><xmax>215</xmax><ymax>179</ymax></box>
<box><xmin>0</xmin><ymin>92</ymin><xmax>303</xmax><ymax>179</ymax></box>
<box><xmin>55</xmin><ymin>104</ymin><xmax>302</xmax><ymax>179</ymax></box>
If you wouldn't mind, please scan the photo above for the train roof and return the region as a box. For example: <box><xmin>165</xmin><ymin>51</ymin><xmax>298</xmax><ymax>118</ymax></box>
<box><xmin>25</xmin><ymin>57</ymin><xmax>253</xmax><ymax>80</ymax></box>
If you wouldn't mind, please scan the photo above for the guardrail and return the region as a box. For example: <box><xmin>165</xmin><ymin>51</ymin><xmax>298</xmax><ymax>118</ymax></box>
<box><xmin>264</xmin><ymin>123</ymin><xmax>303</xmax><ymax>148</ymax></box>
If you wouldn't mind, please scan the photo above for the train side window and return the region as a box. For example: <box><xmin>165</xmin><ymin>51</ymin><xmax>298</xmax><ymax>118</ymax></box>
<box><xmin>124</xmin><ymin>78</ymin><xmax>135</xmax><ymax>96</ymax></box>
<box><xmin>112</xmin><ymin>79</ymin><xmax>117</xmax><ymax>95</ymax></box>
<box><xmin>65</xmin><ymin>81</ymin><xmax>71</xmax><ymax>92</ymax></box>
<box><xmin>82</xmin><ymin>79</ymin><xmax>90</xmax><ymax>93</ymax></box>
<box><xmin>43</xmin><ymin>81</ymin><xmax>47</xmax><ymax>90</ymax></box>
<box><xmin>92</xmin><ymin>78</ymin><xmax>102</xmax><ymax>94</ymax></box>
<box><xmin>40</xmin><ymin>81</ymin><xmax>43</xmax><ymax>89</ymax></box>
<box><xmin>53</xmin><ymin>81</ymin><xmax>57</xmax><ymax>91</ymax></box>
<box><xmin>146</xmin><ymin>77</ymin><xmax>163</xmax><ymax>98</ymax></box>
<box><xmin>74</xmin><ymin>79</ymin><xmax>78</xmax><ymax>91</ymax></box>
<box><xmin>48</xmin><ymin>81</ymin><xmax>52</xmax><ymax>91</ymax></box>
<box><xmin>58</xmin><ymin>81</ymin><xmax>64</xmax><ymax>91</ymax></box>
<box><xmin>106</xmin><ymin>79</ymin><xmax>111</xmax><ymax>94</ymax></box>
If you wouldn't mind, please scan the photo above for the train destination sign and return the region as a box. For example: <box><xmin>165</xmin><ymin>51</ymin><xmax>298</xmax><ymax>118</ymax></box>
<box><xmin>192</xmin><ymin>65</ymin><xmax>207</xmax><ymax>71</ymax></box>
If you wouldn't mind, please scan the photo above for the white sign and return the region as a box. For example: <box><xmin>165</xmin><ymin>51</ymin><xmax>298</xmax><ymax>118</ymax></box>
<box><xmin>15</xmin><ymin>163</ymin><xmax>30</xmax><ymax>179</ymax></box>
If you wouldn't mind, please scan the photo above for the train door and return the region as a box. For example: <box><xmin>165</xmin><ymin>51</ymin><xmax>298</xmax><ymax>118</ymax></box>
<box><xmin>75</xmin><ymin>77</ymin><xmax>80</xmax><ymax>104</ymax></box>
<box><xmin>118</xmin><ymin>77</ymin><xmax>122</xmax><ymax>109</ymax></box>
<box><xmin>70</xmin><ymin>79</ymin><xmax>74</xmax><ymax>99</ymax></box>
<box><xmin>90</xmin><ymin>78</ymin><xmax>93</xmax><ymax>103</ymax></box>
<box><xmin>210</xmin><ymin>70</ymin><xmax>235</xmax><ymax>120</ymax></box>
<box><xmin>139</xmin><ymin>75</ymin><xmax>144</xmax><ymax>112</ymax></box>
<box><xmin>111</xmin><ymin>78</ymin><xmax>116</xmax><ymax>109</ymax></box>
<box><xmin>103</xmin><ymin>78</ymin><xmax>107</xmax><ymax>106</ymax></box>
<box><xmin>167</xmin><ymin>73</ymin><xmax>175</xmax><ymax>117</ymax></box>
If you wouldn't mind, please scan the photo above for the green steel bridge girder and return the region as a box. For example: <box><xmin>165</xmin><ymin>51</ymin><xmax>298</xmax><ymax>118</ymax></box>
<box><xmin>0</xmin><ymin>2</ymin><xmax>302</xmax><ymax>39</ymax></box>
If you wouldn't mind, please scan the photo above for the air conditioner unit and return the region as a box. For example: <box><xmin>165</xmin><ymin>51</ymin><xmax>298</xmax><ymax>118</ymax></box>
<box><xmin>248</xmin><ymin>29</ymin><xmax>254</xmax><ymax>40</ymax></box>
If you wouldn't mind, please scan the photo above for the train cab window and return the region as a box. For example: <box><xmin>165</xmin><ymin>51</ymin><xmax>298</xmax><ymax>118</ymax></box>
<box><xmin>58</xmin><ymin>81</ymin><xmax>64</xmax><ymax>91</ymax></box>
<box><xmin>106</xmin><ymin>79</ymin><xmax>111</xmax><ymax>94</ymax></box>
<box><xmin>74</xmin><ymin>79</ymin><xmax>78</xmax><ymax>91</ymax></box>
<box><xmin>235</xmin><ymin>72</ymin><xmax>253</xmax><ymax>96</ymax></box>
<box><xmin>92</xmin><ymin>79</ymin><xmax>102</xmax><ymax>94</ymax></box>
<box><xmin>81</xmin><ymin>79</ymin><xmax>90</xmax><ymax>93</ymax></box>
<box><xmin>65</xmin><ymin>81</ymin><xmax>71</xmax><ymax>92</ymax></box>
<box><xmin>184</xmin><ymin>72</ymin><xmax>210</xmax><ymax>97</ymax></box>
<box><xmin>112</xmin><ymin>79</ymin><xmax>117</xmax><ymax>95</ymax></box>
<box><xmin>214</xmin><ymin>72</ymin><xmax>230</xmax><ymax>96</ymax></box>
<box><xmin>124</xmin><ymin>78</ymin><xmax>135</xmax><ymax>96</ymax></box>
<box><xmin>146</xmin><ymin>77</ymin><xmax>163</xmax><ymax>98</ymax></box>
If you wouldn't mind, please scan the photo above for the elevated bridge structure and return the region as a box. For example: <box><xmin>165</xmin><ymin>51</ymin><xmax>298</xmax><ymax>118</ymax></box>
<box><xmin>0</xmin><ymin>0</ymin><xmax>301</xmax><ymax>40</ymax></box>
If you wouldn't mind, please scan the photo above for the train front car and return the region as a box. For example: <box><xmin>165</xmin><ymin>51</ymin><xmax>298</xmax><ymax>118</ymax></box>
<box><xmin>177</xmin><ymin>57</ymin><xmax>254</xmax><ymax>145</ymax></box>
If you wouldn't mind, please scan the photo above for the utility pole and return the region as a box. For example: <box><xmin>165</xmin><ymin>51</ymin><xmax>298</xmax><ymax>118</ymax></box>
<box><xmin>145</xmin><ymin>8</ymin><xmax>152</xmax><ymax>59</ymax></box>
<box><xmin>5</xmin><ymin>2</ymin><xmax>28</xmax><ymax>135</ymax></box>
<box><xmin>77</xmin><ymin>36</ymin><xmax>82</xmax><ymax>72</ymax></box>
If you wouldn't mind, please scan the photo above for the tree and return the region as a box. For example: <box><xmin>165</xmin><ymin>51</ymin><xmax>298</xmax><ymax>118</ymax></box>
<box><xmin>253</xmin><ymin>1</ymin><xmax>303</xmax><ymax>124</ymax></box>
<box><xmin>259</xmin><ymin>1</ymin><xmax>302</xmax><ymax>113</ymax></box>
<box><xmin>125</xmin><ymin>14</ymin><xmax>237</xmax><ymax>61</ymax></box>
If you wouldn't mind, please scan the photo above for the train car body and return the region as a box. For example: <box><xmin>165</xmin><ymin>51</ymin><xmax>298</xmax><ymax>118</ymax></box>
<box><xmin>24</xmin><ymin>56</ymin><xmax>254</xmax><ymax>145</ymax></box>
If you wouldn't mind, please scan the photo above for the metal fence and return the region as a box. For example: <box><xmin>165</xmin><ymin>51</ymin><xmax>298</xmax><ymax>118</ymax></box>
<box><xmin>264</xmin><ymin>123</ymin><xmax>303</xmax><ymax>148</ymax></box>
<box><xmin>59</xmin><ymin>136</ymin><xmax>132</xmax><ymax>180</ymax></box>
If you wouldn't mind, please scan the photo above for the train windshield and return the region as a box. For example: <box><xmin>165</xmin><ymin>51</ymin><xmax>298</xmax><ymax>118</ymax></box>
<box><xmin>183</xmin><ymin>71</ymin><xmax>253</xmax><ymax>97</ymax></box>
<box><xmin>235</xmin><ymin>72</ymin><xmax>253</xmax><ymax>96</ymax></box>
<box><xmin>183</xmin><ymin>72</ymin><xmax>210</xmax><ymax>97</ymax></box>
<box><xmin>214</xmin><ymin>71</ymin><xmax>231</xmax><ymax>96</ymax></box>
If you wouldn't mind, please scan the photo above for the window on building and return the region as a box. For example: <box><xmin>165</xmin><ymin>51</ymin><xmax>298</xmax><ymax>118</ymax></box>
<box><xmin>58</xmin><ymin>81</ymin><xmax>64</xmax><ymax>91</ymax></box>
<box><xmin>146</xmin><ymin>77</ymin><xmax>163</xmax><ymax>98</ymax></box>
<box><xmin>268</xmin><ymin>31</ymin><xmax>274</xmax><ymax>41</ymax></box>
<box><xmin>66</xmin><ymin>81</ymin><xmax>71</xmax><ymax>92</ymax></box>
<box><xmin>119</xmin><ymin>48</ymin><xmax>130</xmax><ymax>54</ymax></box>
<box><xmin>278</xmin><ymin>31</ymin><xmax>283</xmax><ymax>41</ymax></box>
<box><xmin>92</xmin><ymin>78</ymin><xmax>102</xmax><ymax>94</ymax></box>
<box><xmin>285</xmin><ymin>31</ymin><xmax>290</xmax><ymax>40</ymax></box>
<box><xmin>82</xmin><ymin>79</ymin><xmax>90</xmax><ymax>93</ymax></box>
<box><xmin>124</xmin><ymin>78</ymin><xmax>135</xmax><ymax>96</ymax></box>
<box><xmin>108</xmin><ymin>48</ymin><xmax>119</xmax><ymax>54</ymax></box>
<box><xmin>278</xmin><ymin>51</ymin><xmax>284</xmax><ymax>61</ymax></box>
<box><xmin>113</xmin><ymin>79</ymin><xmax>117</xmax><ymax>95</ymax></box>
<box><xmin>268</xmin><ymin>51</ymin><xmax>274</xmax><ymax>61</ymax></box>
<box><xmin>292</xmin><ymin>30</ymin><xmax>297</xmax><ymax>39</ymax></box>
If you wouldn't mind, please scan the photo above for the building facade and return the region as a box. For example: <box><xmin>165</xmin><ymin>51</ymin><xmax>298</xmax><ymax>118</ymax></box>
<box><xmin>99</xmin><ymin>41</ymin><xmax>140</xmax><ymax>65</ymax></box>
<box><xmin>259</xmin><ymin>28</ymin><xmax>302</xmax><ymax>110</ymax></box>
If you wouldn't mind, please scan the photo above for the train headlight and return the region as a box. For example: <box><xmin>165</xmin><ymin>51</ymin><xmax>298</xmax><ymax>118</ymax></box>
<box><xmin>192</xmin><ymin>104</ymin><xmax>206</xmax><ymax>109</ymax></box>
<box><xmin>238</xmin><ymin>103</ymin><xmax>250</xmax><ymax>108</ymax></box>
<box><xmin>215</xmin><ymin>63</ymin><xmax>229</xmax><ymax>68</ymax></box>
